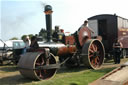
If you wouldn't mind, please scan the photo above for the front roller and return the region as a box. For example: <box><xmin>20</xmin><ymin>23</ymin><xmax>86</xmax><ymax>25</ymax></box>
<box><xmin>17</xmin><ymin>51</ymin><xmax>57</xmax><ymax>80</ymax></box>
<box><xmin>82</xmin><ymin>39</ymin><xmax>105</xmax><ymax>69</ymax></box>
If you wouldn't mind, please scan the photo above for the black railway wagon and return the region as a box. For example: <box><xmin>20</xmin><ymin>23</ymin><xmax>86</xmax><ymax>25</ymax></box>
<box><xmin>88</xmin><ymin>14</ymin><xmax>128</xmax><ymax>58</ymax></box>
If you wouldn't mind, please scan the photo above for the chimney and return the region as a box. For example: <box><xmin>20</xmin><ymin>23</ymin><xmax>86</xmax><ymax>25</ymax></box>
<box><xmin>44</xmin><ymin>5</ymin><xmax>53</xmax><ymax>42</ymax></box>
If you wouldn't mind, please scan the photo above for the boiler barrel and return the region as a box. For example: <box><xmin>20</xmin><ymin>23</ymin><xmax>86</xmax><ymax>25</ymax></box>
<box><xmin>38</xmin><ymin>42</ymin><xmax>77</xmax><ymax>56</ymax></box>
<box><xmin>57</xmin><ymin>46</ymin><xmax>76</xmax><ymax>56</ymax></box>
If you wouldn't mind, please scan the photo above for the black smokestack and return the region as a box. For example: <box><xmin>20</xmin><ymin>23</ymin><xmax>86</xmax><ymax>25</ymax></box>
<box><xmin>44</xmin><ymin>5</ymin><xmax>53</xmax><ymax>42</ymax></box>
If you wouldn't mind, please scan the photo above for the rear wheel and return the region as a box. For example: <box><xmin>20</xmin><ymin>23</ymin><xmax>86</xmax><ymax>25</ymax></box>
<box><xmin>82</xmin><ymin>39</ymin><xmax>105</xmax><ymax>69</ymax></box>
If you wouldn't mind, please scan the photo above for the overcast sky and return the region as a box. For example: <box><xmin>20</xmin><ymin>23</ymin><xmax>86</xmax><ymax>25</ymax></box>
<box><xmin>0</xmin><ymin>0</ymin><xmax>128</xmax><ymax>40</ymax></box>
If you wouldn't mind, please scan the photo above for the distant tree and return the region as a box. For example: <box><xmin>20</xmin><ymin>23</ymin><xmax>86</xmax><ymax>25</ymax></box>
<box><xmin>39</xmin><ymin>28</ymin><xmax>47</xmax><ymax>40</ymax></box>
<box><xmin>10</xmin><ymin>37</ymin><xmax>18</xmax><ymax>40</ymax></box>
<box><xmin>21</xmin><ymin>28</ymin><xmax>48</xmax><ymax>42</ymax></box>
<box><xmin>21</xmin><ymin>35</ymin><xmax>27</xmax><ymax>41</ymax></box>
<box><xmin>28</xmin><ymin>34</ymin><xmax>34</xmax><ymax>39</ymax></box>
<box><xmin>35</xmin><ymin>34</ymin><xmax>38</xmax><ymax>37</ymax></box>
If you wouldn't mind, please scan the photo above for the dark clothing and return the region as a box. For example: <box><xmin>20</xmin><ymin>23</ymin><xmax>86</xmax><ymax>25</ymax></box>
<box><xmin>113</xmin><ymin>42</ymin><xmax>122</xmax><ymax>64</ymax></box>
<box><xmin>52</xmin><ymin>31</ymin><xmax>65</xmax><ymax>43</ymax></box>
<box><xmin>30</xmin><ymin>36</ymin><xmax>39</xmax><ymax>49</ymax></box>
<box><xmin>30</xmin><ymin>42</ymin><xmax>39</xmax><ymax>49</ymax></box>
<box><xmin>52</xmin><ymin>32</ymin><xmax>59</xmax><ymax>42</ymax></box>
<box><xmin>113</xmin><ymin>49</ymin><xmax>121</xmax><ymax>64</ymax></box>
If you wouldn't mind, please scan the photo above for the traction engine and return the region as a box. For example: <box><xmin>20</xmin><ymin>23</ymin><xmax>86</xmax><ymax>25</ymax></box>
<box><xmin>18</xmin><ymin>5</ymin><xmax>105</xmax><ymax>80</ymax></box>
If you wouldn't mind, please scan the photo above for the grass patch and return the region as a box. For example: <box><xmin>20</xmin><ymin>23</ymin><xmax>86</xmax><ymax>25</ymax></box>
<box><xmin>0</xmin><ymin>66</ymin><xmax>115</xmax><ymax>85</ymax></box>
<box><xmin>0</xmin><ymin>58</ymin><xmax>127</xmax><ymax>85</ymax></box>
<box><xmin>25</xmin><ymin>67</ymin><xmax>115</xmax><ymax>85</ymax></box>
<box><xmin>0</xmin><ymin>65</ymin><xmax>17</xmax><ymax>73</ymax></box>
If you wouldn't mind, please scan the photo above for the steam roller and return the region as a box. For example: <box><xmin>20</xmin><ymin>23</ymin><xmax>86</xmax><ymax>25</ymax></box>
<box><xmin>17</xmin><ymin>5</ymin><xmax>105</xmax><ymax>80</ymax></box>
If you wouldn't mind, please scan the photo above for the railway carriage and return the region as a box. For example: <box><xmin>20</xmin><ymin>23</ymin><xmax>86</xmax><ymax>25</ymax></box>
<box><xmin>88</xmin><ymin>14</ymin><xmax>128</xmax><ymax>58</ymax></box>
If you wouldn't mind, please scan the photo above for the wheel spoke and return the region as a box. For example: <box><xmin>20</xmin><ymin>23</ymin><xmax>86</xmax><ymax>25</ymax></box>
<box><xmin>36</xmin><ymin>59</ymin><xmax>41</xmax><ymax>66</ymax></box>
<box><xmin>97</xmin><ymin>56</ymin><xmax>100</xmax><ymax>60</ymax></box>
<box><xmin>95</xmin><ymin>58</ymin><xmax>98</xmax><ymax>65</ymax></box>
<box><xmin>91</xmin><ymin>59</ymin><xmax>94</xmax><ymax>65</ymax></box>
<box><xmin>89</xmin><ymin>54</ymin><xmax>93</xmax><ymax>58</ymax></box>
<box><xmin>46</xmin><ymin>59</ymin><xmax>50</xmax><ymax>65</ymax></box>
<box><xmin>94</xmin><ymin>45</ymin><xmax>98</xmax><ymax>51</ymax></box>
<box><xmin>89</xmin><ymin>49</ymin><xmax>94</xmax><ymax>53</ymax></box>
<box><xmin>41</xmin><ymin>57</ymin><xmax>45</xmax><ymax>65</ymax></box>
<box><xmin>39</xmin><ymin>70</ymin><xmax>43</xmax><ymax>78</ymax></box>
<box><xmin>96</xmin><ymin>56</ymin><xmax>100</xmax><ymax>65</ymax></box>
<box><xmin>35</xmin><ymin>62</ymin><xmax>41</xmax><ymax>66</ymax></box>
<box><xmin>91</xmin><ymin>44</ymin><xmax>95</xmax><ymax>51</ymax></box>
<box><xmin>35</xmin><ymin>69</ymin><xmax>42</xmax><ymax>78</ymax></box>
